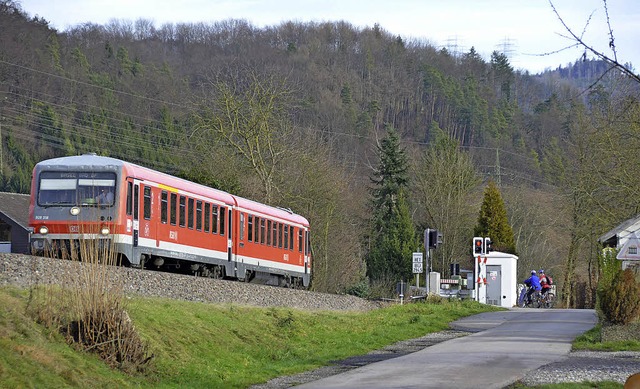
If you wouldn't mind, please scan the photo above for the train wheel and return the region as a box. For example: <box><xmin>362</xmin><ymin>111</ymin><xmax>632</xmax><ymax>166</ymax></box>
<box><xmin>212</xmin><ymin>266</ymin><xmax>224</xmax><ymax>279</ymax></box>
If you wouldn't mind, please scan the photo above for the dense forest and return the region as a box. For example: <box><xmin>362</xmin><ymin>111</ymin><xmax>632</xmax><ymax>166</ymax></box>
<box><xmin>1</xmin><ymin>1</ymin><xmax>639</xmax><ymax>306</ymax></box>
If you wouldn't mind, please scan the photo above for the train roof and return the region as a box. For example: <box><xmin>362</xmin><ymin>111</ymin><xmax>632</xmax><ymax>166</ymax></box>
<box><xmin>34</xmin><ymin>154</ymin><xmax>126</xmax><ymax>169</ymax></box>
<box><xmin>34</xmin><ymin>154</ymin><xmax>309</xmax><ymax>226</ymax></box>
<box><xmin>234</xmin><ymin>196</ymin><xmax>309</xmax><ymax>227</ymax></box>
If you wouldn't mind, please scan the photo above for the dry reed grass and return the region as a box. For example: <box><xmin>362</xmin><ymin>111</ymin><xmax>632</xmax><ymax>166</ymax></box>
<box><xmin>27</xmin><ymin>216</ymin><xmax>152</xmax><ymax>373</ymax></box>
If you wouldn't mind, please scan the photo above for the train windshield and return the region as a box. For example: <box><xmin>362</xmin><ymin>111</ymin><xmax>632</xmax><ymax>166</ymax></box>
<box><xmin>38</xmin><ymin>171</ymin><xmax>117</xmax><ymax>207</ymax></box>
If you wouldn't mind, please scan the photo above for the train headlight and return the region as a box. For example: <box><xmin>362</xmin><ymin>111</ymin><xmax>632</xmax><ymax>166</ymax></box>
<box><xmin>70</xmin><ymin>207</ymin><xmax>80</xmax><ymax>216</ymax></box>
<box><xmin>39</xmin><ymin>226</ymin><xmax>49</xmax><ymax>235</ymax></box>
<box><xmin>100</xmin><ymin>226</ymin><xmax>110</xmax><ymax>235</ymax></box>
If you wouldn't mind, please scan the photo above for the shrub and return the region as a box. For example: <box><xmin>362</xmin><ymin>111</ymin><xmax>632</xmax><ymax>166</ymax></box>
<box><xmin>345</xmin><ymin>279</ymin><xmax>370</xmax><ymax>298</ymax></box>
<box><xmin>599</xmin><ymin>268</ymin><xmax>640</xmax><ymax>325</ymax></box>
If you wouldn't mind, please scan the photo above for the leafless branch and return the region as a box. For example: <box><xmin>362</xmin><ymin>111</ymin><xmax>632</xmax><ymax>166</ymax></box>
<box><xmin>549</xmin><ymin>0</ymin><xmax>640</xmax><ymax>84</ymax></box>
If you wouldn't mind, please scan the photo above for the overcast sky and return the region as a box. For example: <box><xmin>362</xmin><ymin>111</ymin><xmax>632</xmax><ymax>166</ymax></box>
<box><xmin>19</xmin><ymin>0</ymin><xmax>640</xmax><ymax>74</ymax></box>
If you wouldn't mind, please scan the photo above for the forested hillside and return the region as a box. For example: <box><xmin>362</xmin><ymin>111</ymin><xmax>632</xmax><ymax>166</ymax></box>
<box><xmin>1</xmin><ymin>1</ymin><xmax>638</xmax><ymax>305</ymax></box>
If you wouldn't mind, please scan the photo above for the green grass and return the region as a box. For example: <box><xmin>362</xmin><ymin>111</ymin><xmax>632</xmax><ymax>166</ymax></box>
<box><xmin>572</xmin><ymin>324</ymin><xmax>640</xmax><ymax>352</ymax></box>
<box><xmin>0</xmin><ymin>286</ymin><xmax>500</xmax><ymax>388</ymax></box>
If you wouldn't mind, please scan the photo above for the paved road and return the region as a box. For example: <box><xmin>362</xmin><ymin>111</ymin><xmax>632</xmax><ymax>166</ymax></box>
<box><xmin>295</xmin><ymin>308</ymin><xmax>597</xmax><ymax>389</ymax></box>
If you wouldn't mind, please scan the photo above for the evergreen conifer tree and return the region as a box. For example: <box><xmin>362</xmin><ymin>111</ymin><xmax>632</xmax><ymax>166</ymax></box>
<box><xmin>367</xmin><ymin>125</ymin><xmax>416</xmax><ymax>283</ymax></box>
<box><xmin>474</xmin><ymin>179</ymin><xmax>516</xmax><ymax>254</ymax></box>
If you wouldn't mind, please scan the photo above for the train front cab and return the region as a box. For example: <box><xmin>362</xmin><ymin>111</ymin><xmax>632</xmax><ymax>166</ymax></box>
<box><xmin>29</xmin><ymin>163</ymin><xmax>122</xmax><ymax>260</ymax></box>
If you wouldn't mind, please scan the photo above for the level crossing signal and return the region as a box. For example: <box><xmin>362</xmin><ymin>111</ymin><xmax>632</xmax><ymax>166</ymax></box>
<box><xmin>473</xmin><ymin>237</ymin><xmax>493</xmax><ymax>255</ymax></box>
<box><xmin>473</xmin><ymin>237</ymin><xmax>484</xmax><ymax>255</ymax></box>
<box><xmin>484</xmin><ymin>237</ymin><xmax>492</xmax><ymax>253</ymax></box>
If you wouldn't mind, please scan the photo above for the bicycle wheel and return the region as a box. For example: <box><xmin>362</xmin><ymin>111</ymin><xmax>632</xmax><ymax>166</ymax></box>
<box><xmin>544</xmin><ymin>293</ymin><xmax>556</xmax><ymax>308</ymax></box>
<box><xmin>530</xmin><ymin>292</ymin><xmax>542</xmax><ymax>308</ymax></box>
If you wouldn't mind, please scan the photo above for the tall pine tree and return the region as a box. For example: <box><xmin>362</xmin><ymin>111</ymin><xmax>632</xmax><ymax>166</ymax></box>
<box><xmin>367</xmin><ymin>125</ymin><xmax>416</xmax><ymax>284</ymax></box>
<box><xmin>474</xmin><ymin>179</ymin><xmax>516</xmax><ymax>254</ymax></box>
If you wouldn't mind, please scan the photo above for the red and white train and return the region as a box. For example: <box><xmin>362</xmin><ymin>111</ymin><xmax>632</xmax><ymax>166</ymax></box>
<box><xmin>29</xmin><ymin>154</ymin><xmax>312</xmax><ymax>287</ymax></box>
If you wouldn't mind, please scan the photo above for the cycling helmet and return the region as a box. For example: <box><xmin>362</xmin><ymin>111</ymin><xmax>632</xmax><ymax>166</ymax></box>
<box><xmin>531</xmin><ymin>270</ymin><xmax>537</xmax><ymax>275</ymax></box>
<box><xmin>539</xmin><ymin>269</ymin><xmax>545</xmax><ymax>274</ymax></box>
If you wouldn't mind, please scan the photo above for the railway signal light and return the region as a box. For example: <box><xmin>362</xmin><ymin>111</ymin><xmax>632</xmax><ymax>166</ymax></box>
<box><xmin>428</xmin><ymin>229</ymin><xmax>443</xmax><ymax>248</ymax></box>
<box><xmin>473</xmin><ymin>237</ymin><xmax>484</xmax><ymax>255</ymax></box>
<box><xmin>484</xmin><ymin>237</ymin><xmax>493</xmax><ymax>253</ymax></box>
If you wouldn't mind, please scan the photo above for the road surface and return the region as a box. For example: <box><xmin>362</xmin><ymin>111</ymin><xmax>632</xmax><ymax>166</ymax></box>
<box><xmin>295</xmin><ymin>308</ymin><xmax>597</xmax><ymax>389</ymax></box>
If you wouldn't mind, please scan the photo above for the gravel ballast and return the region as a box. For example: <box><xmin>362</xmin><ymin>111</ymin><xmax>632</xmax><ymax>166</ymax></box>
<box><xmin>0</xmin><ymin>253</ymin><xmax>378</xmax><ymax>311</ymax></box>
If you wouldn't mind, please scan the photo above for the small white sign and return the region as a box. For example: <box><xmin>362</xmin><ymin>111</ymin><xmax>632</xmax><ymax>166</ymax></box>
<box><xmin>412</xmin><ymin>252</ymin><xmax>423</xmax><ymax>274</ymax></box>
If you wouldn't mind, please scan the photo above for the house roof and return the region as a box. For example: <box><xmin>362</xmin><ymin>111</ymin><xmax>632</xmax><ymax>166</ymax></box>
<box><xmin>0</xmin><ymin>192</ymin><xmax>30</xmax><ymax>229</ymax></box>
<box><xmin>598</xmin><ymin>213</ymin><xmax>640</xmax><ymax>246</ymax></box>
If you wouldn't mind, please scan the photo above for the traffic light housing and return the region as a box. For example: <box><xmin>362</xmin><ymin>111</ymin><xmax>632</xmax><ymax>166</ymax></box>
<box><xmin>484</xmin><ymin>237</ymin><xmax>493</xmax><ymax>253</ymax></box>
<box><xmin>473</xmin><ymin>237</ymin><xmax>484</xmax><ymax>255</ymax></box>
<box><xmin>428</xmin><ymin>229</ymin><xmax>443</xmax><ymax>248</ymax></box>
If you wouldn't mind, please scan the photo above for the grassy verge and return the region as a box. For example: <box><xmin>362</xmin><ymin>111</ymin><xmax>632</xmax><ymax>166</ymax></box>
<box><xmin>573</xmin><ymin>323</ymin><xmax>640</xmax><ymax>352</ymax></box>
<box><xmin>0</xmin><ymin>286</ymin><xmax>500</xmax><ymax>388</ymax></box>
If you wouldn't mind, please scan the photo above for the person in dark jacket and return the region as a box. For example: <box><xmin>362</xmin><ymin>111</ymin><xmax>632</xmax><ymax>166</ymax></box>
<box><xmin>523</xmin><ymin>270</ymin><xmax>542</xmax><ymax>305</ymax></box>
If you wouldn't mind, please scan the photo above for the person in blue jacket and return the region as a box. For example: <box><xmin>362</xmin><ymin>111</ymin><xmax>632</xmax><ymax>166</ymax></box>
<box><xmin>523</xmin><ymin>270</ymin><xmax>542</xmax><ymax>305</ymax></box>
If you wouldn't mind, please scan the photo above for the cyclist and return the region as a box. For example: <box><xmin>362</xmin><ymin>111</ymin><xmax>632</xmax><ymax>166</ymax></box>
<box><xmin>523</xmin><ymin>270</ymin><xmax>542</xmax><ymax>306</ymax></box>
<box><xmin>539</xmin><ymin>269</ymin><xmax>552</xmax><ymax>298</ymax></box>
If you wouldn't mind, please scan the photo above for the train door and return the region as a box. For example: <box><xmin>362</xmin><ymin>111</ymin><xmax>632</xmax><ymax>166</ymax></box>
<box><xmin>227</xmin><ymin>207</ymin><xmax>234</xmax><ymax>263</ymax></box>
<box><xmin>304</xmin><ymin>229</ymin><xmax>310</xmax><ymax>275</ymax></box>
<box><xmin>125</xmin><ymin>178</ymin><xmax>142</xmax><ymax>266</ymax></box>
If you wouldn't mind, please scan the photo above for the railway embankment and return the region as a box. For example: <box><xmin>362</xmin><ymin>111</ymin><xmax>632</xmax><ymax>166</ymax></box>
<box><xmin>0</xmin><ymin>253</ymin><xmax>379</xmax><ymax>311</ymax></box>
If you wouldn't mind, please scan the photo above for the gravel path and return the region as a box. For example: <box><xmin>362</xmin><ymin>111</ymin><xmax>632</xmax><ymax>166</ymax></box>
<box><xmin>518</xmin><ymin>350</ymin><xmax>640</xmax><ymax>386</ymax></box>
<box><xmin>1</xmin><ymin>253</ymin><xmax>639</xmax><ymax>387</ymax></box>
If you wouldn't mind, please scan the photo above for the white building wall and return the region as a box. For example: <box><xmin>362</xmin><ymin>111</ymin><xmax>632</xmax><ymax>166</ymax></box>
<box><xmin>477</xmin><ymin>251</ymin><xmax>518</xmax><ymax>308</ymax></box>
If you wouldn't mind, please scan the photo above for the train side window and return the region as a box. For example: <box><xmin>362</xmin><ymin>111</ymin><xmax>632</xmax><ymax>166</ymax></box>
<box><xmin>219</xmin><ymin>206</ymin><xmax>226</xmax><ymax>236</ymax></box>
<box><xmin>161</xmin><ymin>190</ymin><xmax>168</xmax><ymax>224</ymax></box>
<box><xmin>273</xmin><ymin>222</ymin><xmax>278</xmax><ymax>248</ymax></box>
<box><xmin>298</xmin><ymin>229</ymin><xmax>303</xmax><ymax>253</ymax></box>
<box><xmin>179</xmin><ymin>196</ymin><xmax>186</xmax><ymax>227</ymax></box>
<box><xmin>305</xmin><ymin>230</ymin><xmax>310</xmax><ymax>255</ymax></box>
<box><xmin>240</xmin><ymin>213</ymin><xmax>245</xmax><ymax>241</ymax></box>
<box><xmin>170</xmin><ymin>193</ymin><xmax>177</xmax><ymax>225</ymax></box>
<box><xmin>260</xmin><ymin>218</ymin><xmax>266</xmax><ymax>243</ymax></box>
<box><xmin>289</xmin><ymin>226</ymin><xmax>294</xmax><ymax>251</ymax></box>
<box><xmin>267</xmin><ymin>220</ymin><xmax>272</xmax><ymax>246</ymax></box>
<box><xmin>126</xmin><ymin>182</ymin><xmax>133</xmax><ymax>216</ymax></box>
<box><xmin>188</xmin><ymin>198</ymin><xmax>194</xmax><ymax>229</ymax></box>
<box><xmin>248</xmin><ymin>215</ymin><xmax>253</xmax><ymax>242</ymax></box>
<box><xmin>212</xmin><ymin>205</ymin><xmax>218</xmax><ymax>234</ymax></box>
<box><xmin>254</xmin><ymin>217</ymin><xmax>260</xmax><ymax>243</ymax></box>
<box><xmin>284</xmin><ymin>224</ymin><xmax>289</xmax><ymax>250</ymax></box>
<box><xmin>204</xmin><ymin>203</ymin><xmax>210</xmax><ymax>232</ymax></box>
<box><xmin>278</xmin><ymin>223</ymin><xmax>283</xmax><ymax>248</ymax></box>
<box><xmin>196</xmin><ymin>200</ymin><xmax>202</xmax><ymax>231</ymax></box>
<box><xmin>143</xmin><ymin>186</ymin><xmax>152</xmax><ymax>220</ymax></box>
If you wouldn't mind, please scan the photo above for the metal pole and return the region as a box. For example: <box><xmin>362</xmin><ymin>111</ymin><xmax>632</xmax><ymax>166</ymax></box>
<box><xmin>425</xmin><ymin>228</ymin><xmax>430</xmax><ymax>294</ymax></box>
